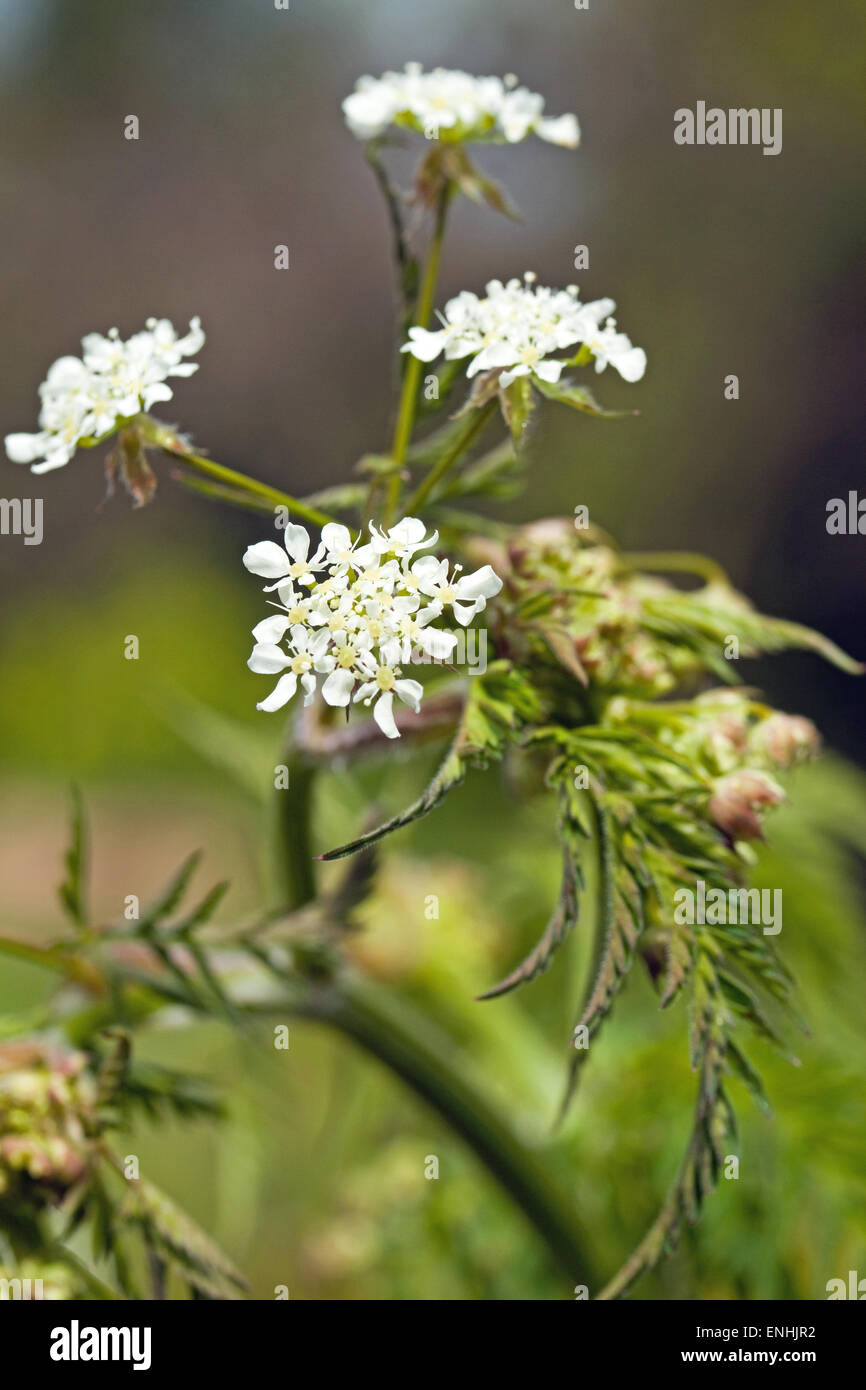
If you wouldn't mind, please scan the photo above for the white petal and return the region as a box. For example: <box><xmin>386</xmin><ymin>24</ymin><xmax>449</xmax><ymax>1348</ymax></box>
<box><xmin>31</xmin><ymin>454</ymin><xmax>72</xmax><ymax>474</ymax></box>
<box><xmin>283</xmin><ymin>522</ymin><xmax>311</xmax><ymax>563</ymax></box>
<box><xmin>256</xmin><ymin>672</ymin><xmax>298</xmax><ymax>712</ymax></box>
<box><xmin>322</xmin><ymin>668</ymin><xmax>356</xmax><ymax>707</ymax></box>
<box><xmin>394</xmin><ymin>679</ymin><xmax>423</xmax><ymax>711</ymax></box>
<box><xmin>613</xmin><ymin>346</ymin><xmax>647</xmax><ymax>383</ymax></box>
<box><xmin>454</xmin><ymin>564</ymin><xmax>503</xmax><ymax>601</ymax></box>
<box><xmin>243</xmin><ymin>541</ymin><xmax>291</xmax><ymax>579</ymax></box>
<box><xmin>5</xmin><ymin>432</ymin><xmax>47</xmax><ymax>464</ymax></box>
<box><xmin>536</xmin><ymin>113</ymin><xmax>580</xmax><ymax>148</ymax></box>
<box><xmin>400</xmin><ymin>328</ymin><xmax>448</xmax><ymax>362</ymax></box>
<box><xmin>301</xmin><ymin>672</ymin><xmax>318</xmax><ymax>706</ymax></box>
<box><xmin>532</xmin><ymin>358</ymin><xmax>564</xmax><ymax>383</ymax></box>
<box><xmin>321</xmin><ymin>522</ymin><xmax>352</xmax><ymax>554</ymax></box>
<box><xmin>252</xmin><ymin>615</ymin><xmax>291</xmax><ymax>644</ymax></box>
<box><xmin>499</xmin><ymin>364</ymin><xmax>530</xmax><ymax>388</ymax></box>
<box><xmin>416</xmin><ymin>627</ymin><xmax>457</xmax><ymax>660</ymax></box>
<box><xmin>248</xmin><ymin>643</ymin><xmax>290</xmax><ymax>674</ymax></box>
<box><xmin>308</xmin><ymin>628</ymin><xmax>332</xmax><ymax>660</ymax></box>
<box><xmin>452</xmin><ymin>600</ymin><xmax>480</xmax><ymax>627</ymax></box>
<box><xmin>373</xmin><ymin>691</ymin><xmax>399</xmax><ymax>738</ymax></box>
<box><xmin>467</xmin><ymin>341</ymin><xmax>519</xmax><ymax>377</ymax></box>
<box><xmin>141</xmin><ymin>382</ymin><xmax>174</xmax><ymax>409</ymax></box>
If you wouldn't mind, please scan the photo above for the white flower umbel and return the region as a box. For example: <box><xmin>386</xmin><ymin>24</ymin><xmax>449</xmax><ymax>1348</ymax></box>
<box><xmin>5</xmin><ymin>317</ymin><xmax>204</xmax><ymax>473</ymax></box>
<box><xmin>243</xmin><ymin>518</ymin><xmax>503</xmax><ymax>735</ymax></box>
<box><xmin>343</xmin><ymin>63</ymin><xmax>579</xmax><ymax>148</ymax></box>
<box><xmin>402</xmin><ymin>274</ymin><xmax>646</xmax><ymax>387</ymax></box>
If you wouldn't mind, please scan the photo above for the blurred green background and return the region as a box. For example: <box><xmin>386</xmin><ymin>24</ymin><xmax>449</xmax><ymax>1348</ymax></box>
<box><xmin>0</xmin><ymin>0</ymin><xmax>864</xmax><ymax>1299</ymax></box>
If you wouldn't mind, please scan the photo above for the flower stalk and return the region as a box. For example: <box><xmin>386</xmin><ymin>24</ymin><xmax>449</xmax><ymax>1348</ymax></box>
<box><xmin>403</xmin><ymin>396</ymin><xmax>497</xmax><ymax>516</ymax></box>
<box><xmin>385</xmin><ymin>181</ymin><xmax>453</xmax><ymax>523</ymax></box>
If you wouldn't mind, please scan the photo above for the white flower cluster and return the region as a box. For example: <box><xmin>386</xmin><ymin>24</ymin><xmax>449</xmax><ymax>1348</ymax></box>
<box><xmin>5</xmin><ymin>318</ymin><xmax>205</xmax><ymax>473</ymax></box>
<box><xmin>402</xmin><ymin>273</ymin><xmax>647</xmax><ymax>387</ymax></box>
<box><xmin>343</xmin><ymin>63</ymin><xmax>579</xmax><ymax>148</ymax></box>
<box><xmin>243</xmin><ymin>518</ymin><xmax>503</xmax><ymax>738</ymax></box>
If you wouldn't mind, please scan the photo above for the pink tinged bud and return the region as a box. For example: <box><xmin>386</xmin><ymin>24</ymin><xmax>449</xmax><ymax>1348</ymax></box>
<box><xmin>708</xmin><ymin>770</ymin><xmax>785</xmax><ymax>841</ymax></box>
<box><xmin>758</xmin><ymin>713</ymin><xmax>821</xmax><ymax>767</ymax></box>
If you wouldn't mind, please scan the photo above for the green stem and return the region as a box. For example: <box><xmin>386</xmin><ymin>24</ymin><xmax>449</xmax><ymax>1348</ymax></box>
<box><xmin>171</xmin><ymin>472</ymin><xmax>280</xmax><ymax>515</ymax></box>
<box><xmin>403</xmin><ymin>398</ymin><xmax>497</xmax><ymax>517</ymax></box>
<box><xmin>616</xmin><ymin>551</ymin><xmax>730</xmax><ymax>587</ymax></box>
<box><xmin>272</xmin><ymin>749</ymin><xmax>317</xmax><ymax>911</ymax></box>
<box><xmin>384</xmin><ymin>184</ymin><xmax>452</xmax><ymax>524</ymax></box>
<box><xmin>295</xmin><ymin>973</ymin><xmax>597</xmax><ymax>1289</ymax></box>
<box><xmin>138</xmin><ymin>417</ymin><xmax>336</xmax><ymax>529</ymax></box>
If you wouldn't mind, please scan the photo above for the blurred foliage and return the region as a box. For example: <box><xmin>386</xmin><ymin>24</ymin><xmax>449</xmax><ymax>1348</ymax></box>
<box><xmin>1</xmin><ymin>569</ymin><xmax>864</xmax><ymax>1297</ymax></box>
<box><xmin>1</xmin><ymin>0</ymin><xmax>864</xmax><ymax>1301</ymax></box>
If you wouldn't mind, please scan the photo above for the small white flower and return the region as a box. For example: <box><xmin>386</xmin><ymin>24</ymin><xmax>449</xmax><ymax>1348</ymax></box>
<box><xmin>352</xmin><ymin>650</ymin><xmax>424</xmax><ymax>740</ymax></box>
<box><xmin>576</xmin><ymin>311</ymin><xmax>647</xmax><ymax>384</ymax></box>
<box><xmin>248</xmin><ymin>624</ymin><xmax>332</xmax><ymax>712</ymax></box>
<box><xmin>342</xmin><ymin>64</ymin><xmax>579</xmax><ymax>149</ymax></box>
<box><xmin>243</xmin><ymin>522</ymin><xmax>326</xmax><ymax>589</ymax></box>
<box><xmin>243</xmin><ymin>516</ymin><xmax>501</xmax><ymax>736</ymax></box>
<box><xmin>411</xmin><ymin>556</ymin><xmax>504</xmax><ymax>626</ymax></box>
<box><xmin>5</xmin><ymin>317</ymin><xmax>205</xmax><ymax>473</ymax></box>
<box><xmin>401</xmin><ymin>275</ymin><xmax>646</xmax><ymax>389</ymax></box>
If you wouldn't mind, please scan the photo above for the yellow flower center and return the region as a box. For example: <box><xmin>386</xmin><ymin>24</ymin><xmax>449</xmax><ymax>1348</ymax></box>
<box><xmin>375</xmin><ymin>666</ymin><xmax>396</xmax><ymax>691</ymax></box>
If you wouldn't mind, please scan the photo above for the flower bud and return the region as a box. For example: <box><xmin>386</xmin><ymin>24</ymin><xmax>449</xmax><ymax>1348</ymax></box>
<box><xmin>754</xmin><ymin>712</ymin><xmax>820</xmax><ymax>768</ymax></box>
<box><xmin>708</xmin><ymin>770</ymin><xmax>785</xmax><ymax>841</ymax></box>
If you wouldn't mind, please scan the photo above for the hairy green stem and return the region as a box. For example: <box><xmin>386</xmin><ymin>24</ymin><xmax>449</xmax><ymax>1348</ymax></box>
<box><xmin>295</xmin><ymin>973</ymin><xmax>597</xmax><ymax>1290</ymax></box>
<box><xmin>384</xmin><ymin>184</ymin><xmax>452</xmax><ymax>524</ymax></box>
<box><xmin>138</xmin><ymin>417</ymin><xmax>336</xmax><ymax>528</ymax></box>
<box><xmin>171</xmin><ymin>471</ymin><xmax>279</xmax><ymax>515</ymax></box>
<box><xmin>403</xmin><ymin>398</ymin><xmax>497</xmax><ymax>517</ymax></box>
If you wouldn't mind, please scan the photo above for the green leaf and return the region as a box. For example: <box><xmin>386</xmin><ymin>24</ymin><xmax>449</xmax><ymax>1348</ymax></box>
<box><xmin>59</xmin><ymin>785</ymin><xmax>88</xmax><ymax>928</ymax></box>
<box><xmin>121</xmin><ymin>1177</ymin><xmax>248</xmax><ymax>1300</ymax></box>
<box><xmin>528</xmin><ymin>622</ymin><xmax>589</xmax><ymax>686</ymax></box>
<box><xmin>533</xmin><ymin>376</ymin><xmax>637</xmax><ymax>418</ymax></box>
<box><xmin>437</xmin><ymin>439</ymin><xmax>523</xmax><ymax>501</ymax></box>
<box><xmin>726</xmin><ymin>1038</ymin><xmax>772</xmax><ymax>1115</ymax></box>
<box><xmin>169</xmin><ymin>881</ymin><xmax>231</xmax><ymax>935</ymax></box>
<box><xmin>137</xmin><ymin>852</ymin><xmax>202</xmax><ymax>933</ymax></box>
<box><xmin>317</xmin><ymin>728</ymin><xmax>466</xmax><ymax>862</ymax></box>
<box><xmin>318</xmin><ymin>664</ymin><xmax>532</xmax><ymax>861</ymax></box>
<box><xmin>478</xmin><ymin>779</ymin><xmax>587</xmax><ymax>998</ymax></box>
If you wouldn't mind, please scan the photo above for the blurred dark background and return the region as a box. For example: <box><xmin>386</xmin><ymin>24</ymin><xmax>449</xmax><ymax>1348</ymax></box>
<box><xmin>0</xmin><ymin>0</ymin><xmax>864</xmax><ymax>1300</ymax></box>
<box><xmin>1</xmin><ymin>0</ymin><xmax>863</xmax><ymax>767</ymax></box>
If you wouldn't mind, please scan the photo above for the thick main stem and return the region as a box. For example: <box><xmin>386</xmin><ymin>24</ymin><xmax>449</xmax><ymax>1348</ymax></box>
<box><xmin>296</xmin><ymin>974</ymin><xmax>597</xmax><ymax>1289</ymax></box>
<box><xmin>272</xmin><ymin>749</ymin><xmax>317</xmax><ymax>911</ymax></box>
<box><xmin>384</xmin><ymin>184</ymin><xmax>452</xmax><ymax>524</ymax></box>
